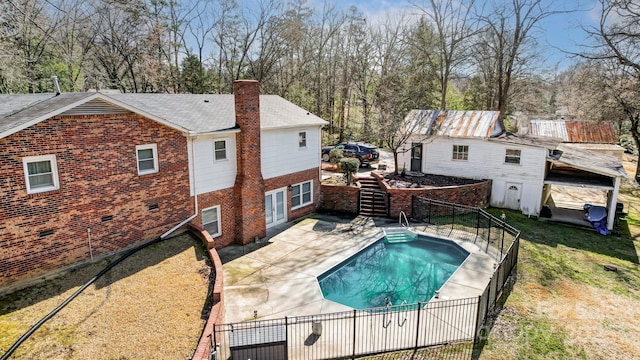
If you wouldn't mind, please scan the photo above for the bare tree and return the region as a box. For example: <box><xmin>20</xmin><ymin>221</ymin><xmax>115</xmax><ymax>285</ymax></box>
<box><xmin>578</xmin><ymin>0</ymin><xmax>640</xmax><ymax>180</ymax></box>
<box><xmin>411</xmin><ymin>0</ymin><xmax>479</xmax><ymax>110</ymax></box>
<box><xmin>474</xmin><ymin>0</ymin><xmax>568</xmax><ymax>119</ymax></box>
<box><xmin>2</xmin><ymin>0</ymin><xmax>62</xmax><ymax>93</ymax></box>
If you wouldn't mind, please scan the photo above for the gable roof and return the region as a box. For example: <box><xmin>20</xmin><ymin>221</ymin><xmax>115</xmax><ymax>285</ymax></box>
<box><xmin>529</xmin><ymin>120</ymin><xmax>618</xmax><ymax>144</ymax></box>
<box><xmin>0</xmin><ymin>92</ymin><xmax>328</xmax><ymax>139</ymax></box>
<box><xmin>404</xmin><ymin>110</ymin><xmax>503</xmax><ymax>138</ymax></box>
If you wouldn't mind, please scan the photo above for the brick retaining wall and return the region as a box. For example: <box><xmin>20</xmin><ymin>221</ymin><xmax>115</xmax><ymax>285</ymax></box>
<box><xmin>188</xmin><ymin>224</ymin><xmax>225</xmax><ymax>360</ymax></box>
<box><xmin>371</xmin><ymin>172</ymin><xmax>491</xmax><ymax>218</ymax></box>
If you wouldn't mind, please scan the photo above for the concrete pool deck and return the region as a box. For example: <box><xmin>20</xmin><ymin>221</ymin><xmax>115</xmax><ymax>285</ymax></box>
<box><xmin>219</xmin><ymin>214</ymin><xmax>498</xmax><ymax>324</ymax></box>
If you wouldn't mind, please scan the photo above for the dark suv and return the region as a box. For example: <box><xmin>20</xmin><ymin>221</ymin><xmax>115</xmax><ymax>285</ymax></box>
<box><xmin>321</xmin><ymin>142</ymin><xmax>380</xmax><ymax>167</ymax></box>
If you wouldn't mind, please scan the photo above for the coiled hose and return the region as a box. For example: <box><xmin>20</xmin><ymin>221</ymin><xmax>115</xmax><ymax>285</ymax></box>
<box><xmin>0</xmin><ymin>236</ymin><xmax>163</xmax><ymax>360</ymax></box>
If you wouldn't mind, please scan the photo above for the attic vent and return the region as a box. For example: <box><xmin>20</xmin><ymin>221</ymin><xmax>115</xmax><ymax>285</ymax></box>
<box><xmin>61</xmin><ymin>99</ymin><xmax>132</xmax><ymax>116</ymax></box>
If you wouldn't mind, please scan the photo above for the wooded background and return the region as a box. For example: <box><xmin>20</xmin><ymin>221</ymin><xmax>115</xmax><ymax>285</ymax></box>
<box><xmin>2</xmin><ymin>0</ymin><xmax>639</xmax><ymax>177</ymax></box>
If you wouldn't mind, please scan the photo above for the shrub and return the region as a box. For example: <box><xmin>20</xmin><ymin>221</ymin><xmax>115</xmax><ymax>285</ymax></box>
<box><xmin>339</xmin><ymin>157</ymin><xmax>360</xmax><ymax>185</ymax></box>
<box><xmin>329</xmin><ymin>148</ymin><xmax>344</xmax><ymax>164</ymax></box>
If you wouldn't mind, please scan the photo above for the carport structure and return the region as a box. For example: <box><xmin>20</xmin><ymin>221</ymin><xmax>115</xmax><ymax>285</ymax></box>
<box><xmin>542</xmin><ymin>143</ymin><xmax>627</xmax><ymax>231</ymax></box>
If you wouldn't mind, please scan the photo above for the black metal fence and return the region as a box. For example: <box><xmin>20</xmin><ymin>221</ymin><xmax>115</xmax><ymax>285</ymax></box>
<box><xmin>212</xmin><ymin>200</ymin><xmax>520</xmax><ymax>360</ymax></box>
<box><xmin>412</xmin><ymin>197</ymin><xmax>520</xmax><ymax>262</ymax></box>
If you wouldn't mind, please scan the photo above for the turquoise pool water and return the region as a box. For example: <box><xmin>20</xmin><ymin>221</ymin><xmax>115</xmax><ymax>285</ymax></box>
<box><xmin>317</xmin><ymin>230</ymin><xmax>469</xmax><ymax>309</ymax></box>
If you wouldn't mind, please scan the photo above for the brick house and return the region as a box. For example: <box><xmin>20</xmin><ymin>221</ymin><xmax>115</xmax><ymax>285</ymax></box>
<box><xmin>0</xmin><ymin>80</ymin><xmax>327</xmax><ymax>293</ymax></box>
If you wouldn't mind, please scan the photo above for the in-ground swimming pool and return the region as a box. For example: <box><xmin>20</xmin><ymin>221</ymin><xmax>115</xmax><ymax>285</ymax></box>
<box><xmin>317</xmin><ymin>229</ymin><xmax>469</xmax><ymax>309</ymax></box>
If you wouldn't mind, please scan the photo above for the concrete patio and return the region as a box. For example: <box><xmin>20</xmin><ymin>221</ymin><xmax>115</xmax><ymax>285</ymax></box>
<box><xmin>218</xmin><ymin>214</ymin><xmax>498</xmax><ymax>324</ymax></box>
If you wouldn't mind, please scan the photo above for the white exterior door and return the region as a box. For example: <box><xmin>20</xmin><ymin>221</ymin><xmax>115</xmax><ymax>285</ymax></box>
<box><xmin>505</xmin><ymin>183</ymin><xmax>522</xmax><ymax>210</ymax></box>
<box><xmin>265</xmin><ymin>188</ymin><xmax>287</xmax><ymax>228</ymax></box>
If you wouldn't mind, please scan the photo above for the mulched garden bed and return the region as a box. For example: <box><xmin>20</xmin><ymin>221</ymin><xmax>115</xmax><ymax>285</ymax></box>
<box><xmin>383</xmin><ymin>173</ymin><xmax>485</xmax><ymax>188</ymax></box>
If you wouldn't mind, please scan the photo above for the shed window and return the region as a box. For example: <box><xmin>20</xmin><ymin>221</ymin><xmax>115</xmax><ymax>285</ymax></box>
<box><xmin>23</xmin><ymin>155</ymin><xmax>59</xmax><ymax>194</ymax></box>
<box><xmin>505</xmin><ymin>149</ymin><xmax>521</xmax><ymax>164</ymax></box>
<box><xmin>452</xmin><ymin>145</ymin><xmax>469</xmax><ymax>161</ymax></box>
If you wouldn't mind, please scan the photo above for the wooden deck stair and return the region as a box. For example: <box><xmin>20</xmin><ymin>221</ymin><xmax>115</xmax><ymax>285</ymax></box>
<box><xmin>358</xmin><ymin>177</ymin><xmax>388</xmax><ymax>217</ymax></box>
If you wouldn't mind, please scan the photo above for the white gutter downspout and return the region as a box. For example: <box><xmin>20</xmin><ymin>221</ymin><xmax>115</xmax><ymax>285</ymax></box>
<box><xmin>161</xmin><ymin>134</ymin><xmax>199</xmax><ymax>239</ymax></box>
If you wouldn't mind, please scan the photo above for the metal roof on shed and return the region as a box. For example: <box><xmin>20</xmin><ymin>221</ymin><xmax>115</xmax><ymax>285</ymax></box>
<box><xmin>404</xmin><ymin>110</ymin><xmax>502</xmax><ymax>138</ymax></box>
<box><xmin>529</xmin><ymin>120</ymin><xmax>618</xmax><ymax>144</ymax></box>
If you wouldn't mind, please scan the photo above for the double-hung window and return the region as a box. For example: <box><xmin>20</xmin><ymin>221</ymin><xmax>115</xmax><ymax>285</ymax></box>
<box><xmin>214</xmin><ymin>139</ymin><xmax>227</xmax><ymax>161</ymax></box>
<box><xmin>298</xmin><ymin>131</ymin><xmax>307</xmax><ymax>148</ymax></box>
<box><xmin>23</xmin><ymin>155</ymin><xmax>59</xmax><ymax>194</ymax></box>
<box><xmin>202</xmin><ymin>206</ymin><xmax>221</xmax><ymax>237</ymax></box>
<box><xmin>291</xmin><ymin>181</ymin><xmax>312</xmax><ymax>209</ymax></box>
<box><xmin>505</xmin><ymin>149</ymin><xmax>521</xmax><ymax>164</ymax></box>
<box><xmin>136</xmin><ymin>144</ymin><xmax>158</xmax><ymax>175</ymax></box>
<box><xmin>452</xmin><ymin>145</ymin><xmax>469</xmax><ymax>161</ymax></box>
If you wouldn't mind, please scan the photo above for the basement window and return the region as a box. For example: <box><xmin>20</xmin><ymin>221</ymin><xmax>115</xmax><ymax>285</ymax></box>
<box><xmin>148</xmin><ymin>203</ymin><xmax>159</xmax><ymax>211</ymax></box>
<box><xmin>101</xmin><ymin>215</ymin><xmax>113</xmax><ymax>222</ymax></box>
<box><xmin>291</xmin><ymin>180</ymin><xmax>313</xmax><ymax>209</ymax></box>
<box><xmin>202</xmin><ymin>206</ymin><xmax>221</xmax><ymax>237</ymax></box>
<box><xmin>505</xmin><ymin>149</ymin><xmax>521</xmax><ymax>164</ymax></box>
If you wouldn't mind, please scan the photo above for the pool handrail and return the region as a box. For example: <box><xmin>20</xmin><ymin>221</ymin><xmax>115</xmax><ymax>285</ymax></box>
<box><xmin>399</xmin><ymin>211</ymin><xmax>409</xmax><ymax>227</ymax></box>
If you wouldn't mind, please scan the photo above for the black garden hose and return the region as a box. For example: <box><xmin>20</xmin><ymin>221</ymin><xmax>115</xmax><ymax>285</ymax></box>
<box><xmin>0</xmin><ymin>236</ymin><xmax>163</xmax><ymax>360</ymax></box>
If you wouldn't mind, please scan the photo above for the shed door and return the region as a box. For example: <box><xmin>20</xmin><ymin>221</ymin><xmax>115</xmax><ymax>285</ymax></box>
<box><xmin>505</xmin><ymin>183</ymin><xmax>521</xmax><ymax>210</ymax></box>
<box><xmin>410</xmin><ymin>143</ymin><xmax>423</xmax><ymax>173</ymax></box>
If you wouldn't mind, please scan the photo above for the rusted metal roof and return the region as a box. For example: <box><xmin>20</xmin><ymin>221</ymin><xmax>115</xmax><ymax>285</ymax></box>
<box><xmin>529</xmin><ymin>120</ymin><xmax>618</xmax><ymax>144</ymax></box>
<box><xmin>404</xmin><ymin>110</ymin><xmax>502</xmax><ymax>138</ymax></box>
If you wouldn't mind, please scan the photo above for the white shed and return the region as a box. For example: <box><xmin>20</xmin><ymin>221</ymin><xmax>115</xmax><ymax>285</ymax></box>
<box><xmin>398</xmin><ymin>110</ymin><xmax>627</xmax><ymax>231</ymax></box>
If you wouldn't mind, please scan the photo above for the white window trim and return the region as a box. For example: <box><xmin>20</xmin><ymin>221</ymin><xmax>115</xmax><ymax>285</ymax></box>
<box><xmin>291</xmin><ymin>180</ymin><xmax>313</xmax><ymax>210</ymax></box>
<box><xmin>22</xmin><ymin>154</ymin><xmax>60</xmax><ymax>194</ymax></box>
<box><xmin>298</xmin><ymin>131</ymin><xmax>307</xmax><ymax>149</ymax></box>
<box><xmin>213</xmin><ymin>138</ymin><xmax>228</xmax><ymax>162</ymax></box>
<box><xmin>202</xmin><ymin>205</ymin><xmax>222</xmax><ymax>238</ymax></box>
<box><xmin>504</xmin><ymin>148</ymin><xmax>522</xmax><ymax>165</ymax></box>
<box><xmin>452</xmin><ymin>145</ymin><xmax>469</xmax><ymax>161</ymax></box>
<box><xmin>136</xmin><ymin>144</ymin><xmax>158</xmax><ymax>175</ymax></box>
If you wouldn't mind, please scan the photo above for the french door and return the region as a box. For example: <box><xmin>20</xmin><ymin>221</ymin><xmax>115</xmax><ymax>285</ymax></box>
<box><xmin>265</xmin><ymin>188</ymin><xmax>287</xmax><ymax>228</ymax></box>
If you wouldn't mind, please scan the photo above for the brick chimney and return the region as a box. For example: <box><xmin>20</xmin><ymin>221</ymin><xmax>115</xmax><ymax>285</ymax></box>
<box><xmin>233</xmin><ymin>80</ymin><xmax>266</xmax><ymax>244</ymax></box>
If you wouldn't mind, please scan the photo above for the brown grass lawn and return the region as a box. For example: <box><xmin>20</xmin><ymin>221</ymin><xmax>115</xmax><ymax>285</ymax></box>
<box><xmin>0</xmin><ymin>233</ymin><xmax>210</xmax><ymax>359</ymax></box>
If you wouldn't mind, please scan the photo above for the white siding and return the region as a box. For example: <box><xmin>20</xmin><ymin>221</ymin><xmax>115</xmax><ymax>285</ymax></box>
<box><xmin>190</xmin><ymin>134</ymin><xmax>237</xmax><ymax>195</ymax></box>
<box><xmin>401</xmin><ymin>137</ymin><xmax>548</xmax><ymax>215</ymax></box>
<box><xmin>261</xmin><ymin>126</ymin><xmax>322</xmax><ymax>179</ymax></box>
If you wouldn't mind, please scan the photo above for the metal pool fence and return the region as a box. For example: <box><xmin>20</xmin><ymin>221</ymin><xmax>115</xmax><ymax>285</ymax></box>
<box><xmin>212</xmin><ymin>200</ymin><xmax>520</xmax><ymax>360</ymax></box>
<box><xmin>412</xmin><ymin>197</ymin><xmax>520</xmax><ymax>262</ymax></box>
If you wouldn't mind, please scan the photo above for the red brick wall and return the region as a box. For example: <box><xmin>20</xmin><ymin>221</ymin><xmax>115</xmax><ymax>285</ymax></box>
<box><xmin>233</xmin><ymin>80</ymin><xmax>266</xmax><ymax>244</ymax></box>
<box><xmin>372</xmin><ymin>172</ymin><xmax>491</xmax><ymax>218</ymax></box>
<box><xmin>319</xmin><ymin>183</ymin><xmax>361</xmax><ymax>214</ymax></box>
<box><xmin>193</xmin><ymin>188</ymin><xmax>237</xmax><ymax>249</ymax></box>
<box><xmin>264</xmin><ymin>167</ymin><xmax>321</xmax><ymax>220</ymax></box>
<box><xmin>0</xmin><ymin>113</ymin><xmax>192</xmax><ymax>288</ymax></box>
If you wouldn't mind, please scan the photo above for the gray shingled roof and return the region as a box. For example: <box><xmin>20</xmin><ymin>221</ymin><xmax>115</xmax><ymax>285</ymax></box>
<box><xmin>0</xmin><ymin>92</ymin><xmax>328</xmax><ymax>138</ymax></box>
<box><xmin>0</xmin><ymin>93</ymin><xmax>96</xmax><ymax>136</ymax></box>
